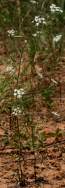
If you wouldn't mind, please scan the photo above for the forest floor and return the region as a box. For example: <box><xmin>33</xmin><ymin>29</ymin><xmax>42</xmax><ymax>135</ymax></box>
<box><xmin>0</xmin><ymin>39</ymin><xmax>65</xmax><ymax>188</ymax></box>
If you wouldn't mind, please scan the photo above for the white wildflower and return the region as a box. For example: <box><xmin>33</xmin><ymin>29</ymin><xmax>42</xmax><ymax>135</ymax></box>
<box><xmin>32</xmin><ymin>16</ymin><xmax>46</xmax><ymax>26</ymax></box>
<box><xmin>50</xmin><ymin>4</ymin><xmax>63</xmax><ymax>13</ymax></box>
<box><xmin>36</xmin><ymin>31</ymin><xmax>42</xmax><ymax>34</ymax></box>
<box><xmin>24</xmin><ymin>40</ymin><xmax>27</xmax><ymax>43</ymax></box>
<box><xmin>7</xmin><ymin>29</ymin><xmax>15</xmax><ymax>37</ymax></box>
<box><xmin>53</xmin><ymin>34</ymin><xmax>62</xmax><ymax>43</ymax></box>
<box><xmin>32</xmin><ymin>31</ymin><xmax>42</xmax><ymax>37</ymax></box>
<box><xmin>32</xmin><ymin>33</ymin><xmax>37</xmax><ymax>37</ymax></box>
<box><xmin>12</xmin><ymin>107</ymin><xmax>21</xmax><ymax>116</ymax></box>
<box><xmin>5</xmin><ymin>65</ymin><xmax>15</xmax><ymax>75</ymax></box>
<box><xmin>14</xmin><ymin>88</ymin><xmax>25</xmax><ymax>99</ymax></box>
<box><xmin>30</xmin><ymin>0</ymin><xmax>36</xmax><ymax>4</ymax></box>
<box><xmin>51</xmin><ymin>78</ymin><xmax>58</xmax><ymax>85</ymax></box>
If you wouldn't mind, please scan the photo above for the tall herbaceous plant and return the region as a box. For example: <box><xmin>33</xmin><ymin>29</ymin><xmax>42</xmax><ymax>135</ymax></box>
<box><xmin>0</xmin><ymin>0</ymin><xmax>65</xmax><ymax>187</ymax></box>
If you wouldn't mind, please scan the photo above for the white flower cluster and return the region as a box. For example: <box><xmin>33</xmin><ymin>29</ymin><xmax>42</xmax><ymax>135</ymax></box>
<box><xmin>53</xmin><ymin>34</ymin><xmax>62</xmax><ymax>43</ymax></box>
<box><xmin>14</xmin><ymin>88</ymin><xmax>25</xmax><ymax>99</ymax></box>
<box><xmin>50</xmin><ymin>4</ymin><xmax>63</xmax><ymax>13</ymax></box>
<box><xmin>6</xmin><ymin>65</ymin><xmax>15</xmax><ymax>75</ymax></box>
<box><xmin>32</xmin><ymin>33</ymin><xmax>37</xmax><ymax>37</ymax></box>
<box><xmin>30</xmin><ymin>0</ymin><xmax>36</xmax><ymax>4</ymax></box>
<box><xmin>7</xmin><ymin>29</ymin><xmax>15</xmax><ymax>37</ymax></box>
<box><xmin>12</xmin><ymin>107</ymin><xmax>21</xmax><ymax>116</ymax></box>
<box><xmin>32</xmin><ymin>31</ymin><xmax>42</xmax><ymax>37</ymax></box>
<box><xmin>32</xmin><ymin>16</ymin><xmax>46</xmax><ymax>26</ymax></box>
